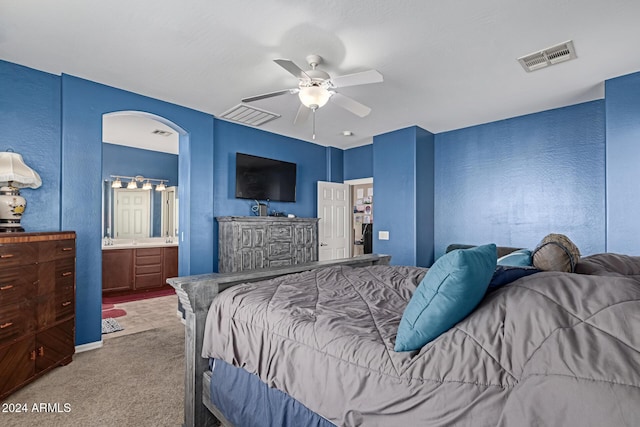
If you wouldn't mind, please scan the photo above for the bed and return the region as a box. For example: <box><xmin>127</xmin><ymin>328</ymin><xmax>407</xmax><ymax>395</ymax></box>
<box><xmin>168</xmin><ymin>250</ymin><xmax>640</xmax><ymax>426</ymax></box>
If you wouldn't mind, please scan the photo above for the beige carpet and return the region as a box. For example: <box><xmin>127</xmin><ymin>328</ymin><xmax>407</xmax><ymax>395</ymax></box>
<box><xmin>1</xmin><ymin>322</ymin><xmax>185</xmax><ymax>427</ymax></box>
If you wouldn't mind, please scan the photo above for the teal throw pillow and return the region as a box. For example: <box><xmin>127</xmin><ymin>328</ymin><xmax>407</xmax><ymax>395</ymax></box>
<box><xmin>497</xmin><ymin>249</ymin><xmax>532</xmax><ymax>267</ymax></box>
<box><xmin>395</xmin><ymin>243</ymin><xmax>497</xmax><ymax>352</ymax></box>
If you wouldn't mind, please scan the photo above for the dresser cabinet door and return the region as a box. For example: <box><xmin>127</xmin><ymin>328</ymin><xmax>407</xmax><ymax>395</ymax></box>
<box><xmin>0</xmin><ymin>337</ymin><xmax>36</xmax><ymax>397</ymax></box>
<box><xmin>35</xmin><ymin>319</ymin><xmax>75</xmax><ymax>373</ymax></box>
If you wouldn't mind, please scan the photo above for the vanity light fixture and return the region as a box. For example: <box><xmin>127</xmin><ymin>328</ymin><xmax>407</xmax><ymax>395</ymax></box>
<box><xmin>110</xmin><ymin>175</ymin><xmax>168</xmax><ymax>191</ymax></box>
<box><xmin>111</xmin><ymin>177</ymin><xmax>122</xmax><ymax>188</ymax></box>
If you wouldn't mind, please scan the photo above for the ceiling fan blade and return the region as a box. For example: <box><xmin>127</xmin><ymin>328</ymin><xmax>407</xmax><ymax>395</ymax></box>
<box><xmin>330</xmin><ymin>69</ymin><xmax>383</xmax><ymax>88</ymax></box>
<box><xmin>330</xmin><ymin>92</ymin><xmax>372</xmax><ymax>117</ymax></box>
<box><xmin>294</xmin><ymin>103</ymin><xmax>310</xmax><ymax>124</ymax></box>
<box><xmin>241</xmin><ymin>88</ymin><xmax>296</xmax><ymax>103</ymax></box>
<box><xmin>274</xmin><ymin>59</ymin><xmax>311</xmax><ymax>80</ymax></box>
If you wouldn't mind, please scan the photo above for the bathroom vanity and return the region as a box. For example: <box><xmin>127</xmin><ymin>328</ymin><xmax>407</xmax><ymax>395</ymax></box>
<box><xmin>102</xmin><ymin>238</ymin><xmax>178</xmax><ymax>295</ymax></box>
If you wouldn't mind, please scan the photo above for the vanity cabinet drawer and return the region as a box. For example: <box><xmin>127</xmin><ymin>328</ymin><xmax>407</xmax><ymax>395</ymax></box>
<box><xmin>136</xmin><ymin>247</ymin><xmax>162</xmax><ymax>257</ymax></box>
<box><xmin>136</xmin><ymin>264</ymin><xmax>162</xmax><ymax>275</ymax></box>
<box><xmin>135</xmin><ymin>254</ymin><xmax>162</xmax><ymax>266</ymax></box>
<box><xmin>0</xmin><ymin>244</ymin><xmax>38</xmax><ymax>268</ymax></box>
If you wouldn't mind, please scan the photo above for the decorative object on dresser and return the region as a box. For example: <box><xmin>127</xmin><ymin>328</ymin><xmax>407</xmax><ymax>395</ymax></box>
<box><xmin>0</xmin><ymin>151</ymin><xmax>42</xmax><ymax>232</ymax></box>
<box><xmin>217</xmin><ymin>216</ymin><xmax>319</xmax><ymax>273</ymax></box>
<box><xmin>0</xmin><ymin>231</ymin><xmax>76</xmax><ymax>400</ymax></box>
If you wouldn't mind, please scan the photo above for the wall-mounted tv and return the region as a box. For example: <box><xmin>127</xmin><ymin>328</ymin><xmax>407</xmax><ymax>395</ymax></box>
<box><xmin>235</xmin><ymin>153</ymin><xmax>297</xmax><ymax>202</ymax></box>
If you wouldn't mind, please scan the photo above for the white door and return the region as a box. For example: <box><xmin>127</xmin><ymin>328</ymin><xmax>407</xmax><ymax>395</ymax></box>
<box><xmin>161</xmin><ymin>186</ymin><xmax>178</xmax><ymax>238</ymax></box>
<box><xmin>114</xmin><ymin>188</ymin><xmax>150</xmax><ymax>239</ymax></box>
<box><xmin>317</xmin><ymin>181</ymin><xmax>350</xmax><ymax>261</ymax></box>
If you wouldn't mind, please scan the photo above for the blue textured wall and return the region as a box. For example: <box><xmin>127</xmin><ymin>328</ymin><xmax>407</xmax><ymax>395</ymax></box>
<box><xmin>326</xmin><ymin>146</ymin><xmax>344</xmax><ymax>182</ymax></box>
<box><xmin>344</xmin><ymin>144</ymin><xmax>373</xmax><ymax>180</ymax></box>
<box><xmin>101</xmin><ymin>143</ymin><xmax>178</xmax><ymax>185</ymax></box>
<box><xmin>605</xmin><ymin>72</ymin><xmax>640</xmax><ymax>255</ymax></box>
<box><xmin>434</xmin><ymin>100</ymin><xmax>606</xmax><ymax>258</ymax></box>
<box><xmin>0</xmin><ymin>60</ymin><xmax>61</xmax><ymax>231</ymax></box>
<box><xmin>373</xmin><ymin>126</ymin><xmax>435</xmax><ymax>266</ymax></box>
<box><xmin>415</xmin><ymin>127</ymin><xmax>435</xmax><ymax>266</ymax></box>
<box><xmin>213</xmin><ymin>119</ymin><xmax>327</xmax><ymax>218</ymax></box>
<box><xmin>61</xmin><ymin>75</ymin><xmax>214</xmax><ymax>346</ymax></box>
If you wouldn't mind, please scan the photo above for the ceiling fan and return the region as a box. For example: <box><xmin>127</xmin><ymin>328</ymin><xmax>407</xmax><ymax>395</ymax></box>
<box><xmin>241</xmin><ymin>54</ymin><xmax>383</xmax><ymax>139</ymax></box>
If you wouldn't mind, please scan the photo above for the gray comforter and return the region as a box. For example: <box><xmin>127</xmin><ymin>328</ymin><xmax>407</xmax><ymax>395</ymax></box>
<box><xmin>202</xmin><ymin>259</ymin><xmax>640</xmax><ymax>426</ymax></box>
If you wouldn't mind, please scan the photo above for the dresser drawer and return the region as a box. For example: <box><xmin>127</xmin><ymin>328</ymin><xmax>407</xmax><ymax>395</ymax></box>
<box><xmin>39</xmin><ymin>239</ymin><xmax>76</xmax><ymax>262</ymax></box>
<box><xmin>268</xmin><ymin>225</ymin><xmax>293</xmax><ymax>241</ymax></box>
<box><xmin>0</xmin><ymin>243</ymin><xmax>38</xmax><ymax>268</ymax></box>
<box><xmin>55</xmin><ymin>258</ymin><xmax>75</xmax><ymax>287</ymax></box>
<box><xmin>55</xmin><ymin>290</ymin><xmax>74</xmax><ymax>321</ymax></box>
<box><xmin>0</xmin><ymin>303</ymin><xmax>35</xmax><ymax>346</ymax></box>
<box><xmin>268</xmin><ymin>242</ymin><xmax>292</xmax><ymax>258</ymax></box>
<box><xmin>0</xmin><ymin>267</ymin><xmax>37</xmax><ymax>306</ymax></box>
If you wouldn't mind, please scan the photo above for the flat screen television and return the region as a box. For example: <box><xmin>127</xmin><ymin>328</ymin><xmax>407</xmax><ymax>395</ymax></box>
<box><xmin>235</xmin><ymin>153</ymin><xmax>297</xmax><ymax>202</ymax></box>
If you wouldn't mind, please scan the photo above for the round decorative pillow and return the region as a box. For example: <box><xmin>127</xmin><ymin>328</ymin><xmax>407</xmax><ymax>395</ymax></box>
<box><xmin>532</xmin><ymin>233</ymin><xmax>581</xmax><ymax>272</ymax></box>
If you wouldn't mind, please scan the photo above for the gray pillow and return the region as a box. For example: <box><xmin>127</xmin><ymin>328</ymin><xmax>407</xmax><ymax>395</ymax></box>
<box><xmin>532</xmin><ymin>233</ymin><xmax>581</xmax><ymax>272</ymax></box>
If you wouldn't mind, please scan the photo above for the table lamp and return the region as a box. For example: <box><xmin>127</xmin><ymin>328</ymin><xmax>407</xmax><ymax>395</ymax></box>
<box><xmin>0</xmin><ymin>151</ymin><xmax>42</xmax><ymax>232</ymax></box>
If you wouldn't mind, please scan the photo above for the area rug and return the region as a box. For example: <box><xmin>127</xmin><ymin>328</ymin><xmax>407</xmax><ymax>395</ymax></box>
<box><xmin>101</xmin><ymin>318</ymin><xmax>124</xmax><ymax>334</ymax></box>
<box><xmin>101</xmin><ymin>308</ymin><xmax>127</xmax><ymax>319</ymax></box>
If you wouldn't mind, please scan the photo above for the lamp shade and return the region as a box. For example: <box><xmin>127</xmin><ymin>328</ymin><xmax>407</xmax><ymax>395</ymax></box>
<box><xmin>0</xmin><ymin>152</ymin><xmax>42</xmax><ymax>189</ymax></box>
<box><xmin>298</xmin><ymin>86</ymin><xmax>331</xmax><ymax>109</ymax></box>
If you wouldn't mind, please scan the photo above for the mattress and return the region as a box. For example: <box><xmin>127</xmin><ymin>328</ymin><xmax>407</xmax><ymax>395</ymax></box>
<box><xmin>202</xmin><ymin>262</ymin><xmax>640</xmax><ymax>426</ymax></box>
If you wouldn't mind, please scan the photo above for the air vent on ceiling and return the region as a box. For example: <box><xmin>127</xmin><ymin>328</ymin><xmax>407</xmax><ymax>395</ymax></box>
<box><xmin>219</xmin><ymin>104</ymin><xmax>280</xmax><ymax>127</ymax></box>
<box><xmin>517</xmin><ymin>40</ymin><xmax>577</xmax><ymax>72</ymax></box>
<box><xmin>151</xmin><ymin>129</ymin><xmax>173</xmax><ymax>137</ymax></box>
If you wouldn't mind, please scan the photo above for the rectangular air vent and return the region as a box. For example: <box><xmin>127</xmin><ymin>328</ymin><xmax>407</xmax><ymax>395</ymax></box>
<box><xmin>219</xmin><ymin>104</ymin><xmax>280</xmax><ymax>127</ymax></box>
<box><xmin>151</xmin><ymin>129</ymin><xmax>173</xmax><ymax>136</ymax></box>
<box><xmin>518</xmin><ymin>40</ymin><xmax>577</xmax><ymax>72</ymax></box>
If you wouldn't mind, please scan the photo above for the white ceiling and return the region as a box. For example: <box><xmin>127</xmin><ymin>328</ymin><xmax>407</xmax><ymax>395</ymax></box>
<box><xmin>2</xmin><ymin>0</ymin><xmax>640</xmax><ymax>150</ymax></box>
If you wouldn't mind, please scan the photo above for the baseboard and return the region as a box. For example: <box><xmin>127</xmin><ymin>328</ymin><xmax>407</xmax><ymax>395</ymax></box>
<box><xmin>75</xmin><ymin>339</ymin><xmax>103</xmax><ymax>353</ymax></box>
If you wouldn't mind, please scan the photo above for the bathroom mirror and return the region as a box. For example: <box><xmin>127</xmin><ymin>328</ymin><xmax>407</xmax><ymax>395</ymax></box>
<box><xmin>101</xmin><ymin>112</ymin><xmax>180</xmax><ymax>241</ymax></box>
<box><xmin>102</xmin><ymin>180</ymin><xmax>178</xmax><ymax>239</ymax></box>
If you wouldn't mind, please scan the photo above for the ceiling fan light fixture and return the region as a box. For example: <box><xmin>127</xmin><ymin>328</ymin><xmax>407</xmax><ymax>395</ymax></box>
<box><xmin>298</xmin><ymin>86</ymin><xmax>331</xmax><ymax>109</ymax></box>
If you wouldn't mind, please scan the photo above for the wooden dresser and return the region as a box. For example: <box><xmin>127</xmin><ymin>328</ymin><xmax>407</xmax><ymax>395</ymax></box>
<box><xmin>0</xmin><ymin>231</ymin><xmax>76</xmax><ymax>400</ymax></box>
<box><xmin>217</xmin><ymin>216</ymin><xmax>318</xmax><ymax>273</ymax></box>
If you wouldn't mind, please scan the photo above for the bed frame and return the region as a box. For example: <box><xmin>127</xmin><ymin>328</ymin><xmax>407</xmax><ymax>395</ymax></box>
<box><xmin>167</xmin><ymin>254</ymin><xmax>392</xmax><ymax>427</ymax></box>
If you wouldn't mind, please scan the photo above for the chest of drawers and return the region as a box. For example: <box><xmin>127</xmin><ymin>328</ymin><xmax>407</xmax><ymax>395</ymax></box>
<box><xmin>217</xmin><ymin>216</ymin><xmax>318</xmax><ymax>273</ymax></box>
<box><xmin>0</xmin><ymin>231</ymin><xmax>76</xmax><ymax>400</ymax></box>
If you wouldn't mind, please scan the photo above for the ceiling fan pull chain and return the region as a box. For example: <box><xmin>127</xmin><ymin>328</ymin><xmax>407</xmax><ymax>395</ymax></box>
<box><xmin>312</xmin><ymin>108</ymin><xmax>317</xmax><ymax>140</ymax></box>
